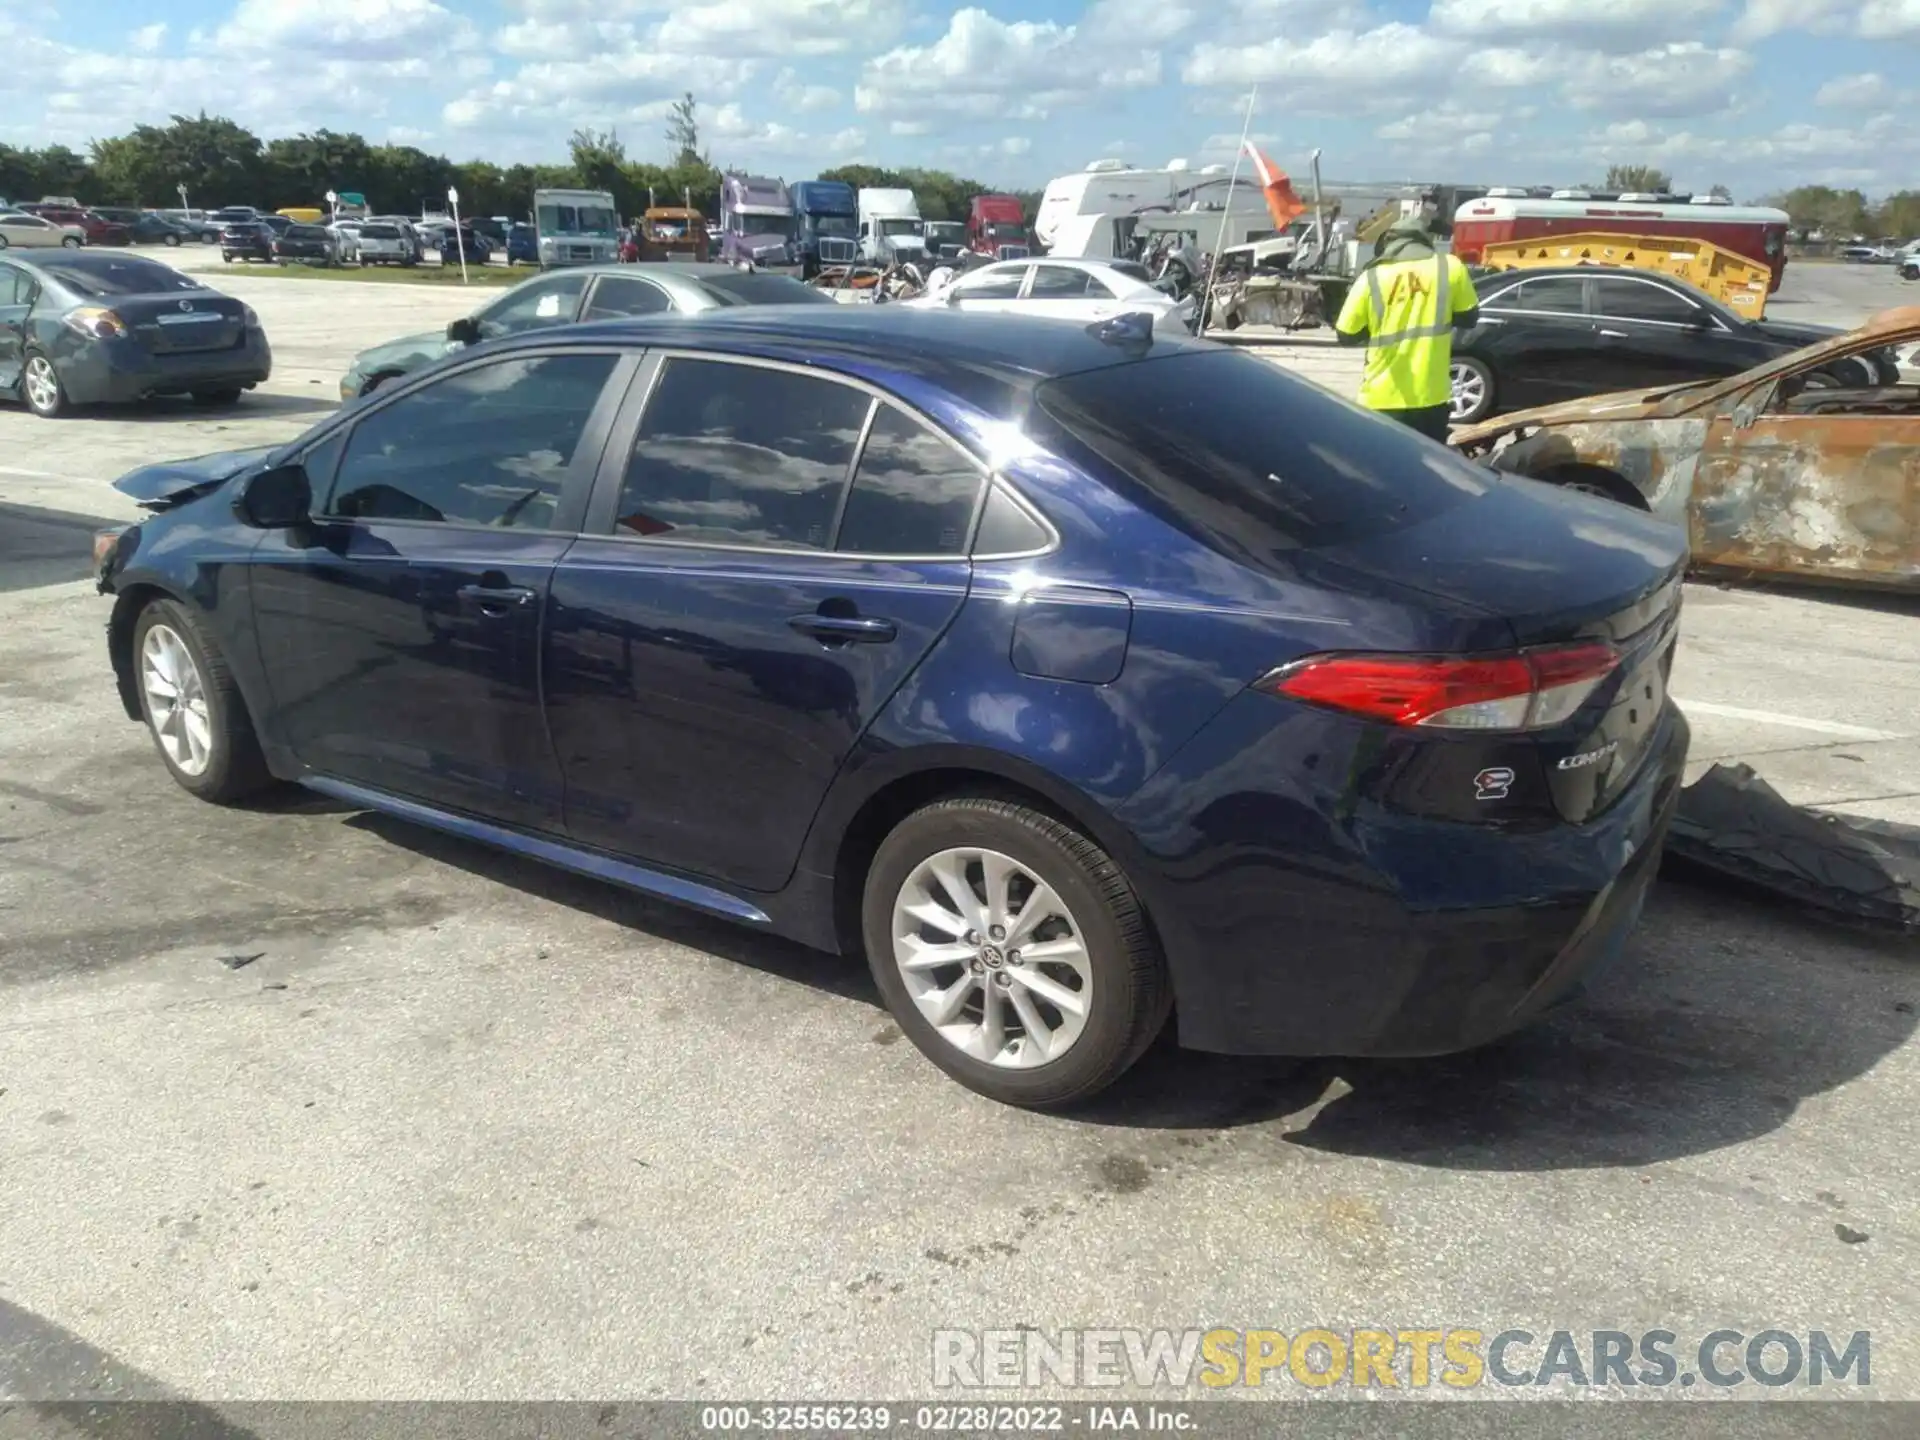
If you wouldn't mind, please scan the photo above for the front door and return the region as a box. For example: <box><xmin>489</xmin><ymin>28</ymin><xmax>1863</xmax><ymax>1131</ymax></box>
<box><xmin>1587</xmin><ymin>275</ymin><xmax>1739</xmax><ymax>392</ymax></box>
<box><xmin>0</xmin><ymin>263</ymin><xmax>31</xmax><ymax>395</ymax></box>
<box><xmin>247</xmin><ymin>348</ymin><xmax>631</xmax><ymax>830</ymax></box>
<box><xmin>1690</xmin><ymin>359</ymin><xmax>1919</xmax><ymax>588</ymax></box>
<box><xmin>546</xmin><ymin>353</ymin><xmax>983</xmax><ymax>891</ymax></box>
<box><xmin>1472</xmin><ymin>273</ymin><xmax>1598</xmax><ymax>408</ymax></box>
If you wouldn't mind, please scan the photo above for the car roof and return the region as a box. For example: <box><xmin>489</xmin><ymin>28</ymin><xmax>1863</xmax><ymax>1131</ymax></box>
<box><xmin>1477</xmin><ymin>265</ymin><xmax>1688</xmax><ymax>286</ymax></box>
<box><xmin>489</xmin><ymin>305</ymin><xmax>1213</xmax><ymax>412</ymax></box>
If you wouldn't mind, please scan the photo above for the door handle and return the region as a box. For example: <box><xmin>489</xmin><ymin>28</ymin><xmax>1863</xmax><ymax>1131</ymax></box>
<box><xmin>457</xmin><ymin>583</ymin><xmax>536</xmax><ymax>613</ymax></box>
<box><xmin>788</xmin><ymin>613</ymin><xmax>898</xmax><ymax>644</ymax></box>
<box><xmin>1598</xmin><ymin>328</ymin><xmax>1630</xmax><ymax>339</ymax></box>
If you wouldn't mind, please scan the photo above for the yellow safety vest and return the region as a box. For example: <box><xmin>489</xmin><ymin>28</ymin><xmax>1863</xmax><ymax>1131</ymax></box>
<box><xmin>1334</xmin><ymin>253</ymin><xmax>1478</xmax><ymax>411</ymax></box>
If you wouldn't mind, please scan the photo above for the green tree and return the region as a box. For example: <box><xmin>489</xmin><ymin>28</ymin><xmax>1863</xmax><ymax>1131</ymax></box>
<box><xmin>1872</xmin><ymin>191</ymin><xmax>1920</xmax><ymax>239</ymax></box>
<box><xmin>1708</xmin><ymin>183</ymin><xmax>1732</xmax><ymax>200</ymax></box>
<box><xmin>1772</xmin><ymin>184</ymin><xmax>1871</xmax><ymax>238</ymax></box>
<box><xmin>1604</xmin><ymin>164</ymin><xmax>1672</xmax><ymax>194</ymax></box>
<box><xmin>569</xmin><ymin>126</ymin><xmax>640</xmax><ymax>217</ymax></box>
<box><xmin>665</xmin><ymin>93</ymin><xmax>703</xmax><ymax>169</ymax></box>
<box><xmin>263</xmin><ymin>129</ymin><xmax>373</xmax><ymax>208</ymax></box>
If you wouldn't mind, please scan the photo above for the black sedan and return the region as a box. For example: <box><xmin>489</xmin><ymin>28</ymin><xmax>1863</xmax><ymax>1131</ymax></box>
<box><xmin>0</xmin><ymin>250</ymin><xmax>270</xmax><ymax>417</ymax></box>
<box><xmin>1449</xmin><ymin>267</ymin><xmax>1860</xmax><ymax>424</ymax></box>
<box><xmin>434</xmin><ymin>223</ymin><xmax>493</xmax><ymax>264</ymax></box>
<box><xmin>220</xmin><ymin>223</ymin><xmax>275</xmax><ymax>263</ymax></box>
<box><xmin>273</xmin><ymin>224</ymin><xmax>336</xmax><ymax>263</ymax></box>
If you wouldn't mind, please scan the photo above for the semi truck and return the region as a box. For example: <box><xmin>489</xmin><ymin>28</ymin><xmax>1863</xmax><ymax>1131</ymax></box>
<box><xmin>790</xmin><ymin>180</ymin><xmax>860</xmax><ymax>275</ymax></box>
<box><xmin>720</xmin><ymin>173</ymin><xmax>798</xmax><ymax>270</ymax></box>
<box><xmin>967</xmin><ymin>193</ymin><xmax>1028</xmax><ymax>260</ymax></box>
<box><xmin>533</xmin><ymin>187</ymin><xmax>620</xmax><ymax>267</ymax></box>
<box><xmin>857</xmin><ymin>187</ymin><xmax>927</xmax><ymax>266</ymax></box>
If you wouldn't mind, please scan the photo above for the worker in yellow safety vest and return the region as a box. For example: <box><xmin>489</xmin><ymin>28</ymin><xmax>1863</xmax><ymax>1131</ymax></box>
<box><xmin>1333</xmin><ymin>216</ymin><xmax>1480</xmax><ymax>442</ymax></box>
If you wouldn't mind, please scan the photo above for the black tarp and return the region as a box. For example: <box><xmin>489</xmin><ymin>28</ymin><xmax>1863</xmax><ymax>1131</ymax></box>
<box><xmin>1664</xmin><ymin>762</ymin><xmax>1920</xmax><ymax>934</ymax></box>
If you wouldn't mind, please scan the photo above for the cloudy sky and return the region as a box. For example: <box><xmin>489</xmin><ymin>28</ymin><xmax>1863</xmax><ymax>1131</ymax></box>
<box><xmin>2</xmin><ymin>0</ymin><xmax>1913</xmax><ymax>195</ymax></box>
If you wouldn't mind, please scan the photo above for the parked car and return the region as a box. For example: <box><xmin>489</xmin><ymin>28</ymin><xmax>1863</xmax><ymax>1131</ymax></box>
<box><xmin>0</xmin><ymin>211</ymin><xmax>81</xmax><ymax>250</ymax></box>
<box><xmin>903</xmin><ymin>257</ymin><xmax>1198</xmax><ymax>332</ymax></box>
<box><xmin>207</xmin><ymin>206</ymin><xmax>260</xmax><ymax>227</ymax></box>
<box><xmin>1447</xmin><ymin>266</ymin><xmax>1876</xmax><ymax>424</ymax></box>
<box><xmin>23</xmin><ymin>205</ymin><xmax>129</xmax><ymax>246</ymax></box>
<box><xmin>337</xmin><ymin>261</ymin><xmax>834</xmax><ymax>398</ymax></box>
<box><xmin>88</xmin><ymin>208</ymin><xmax>190</xmax><ymax>247</ymax></box>
<box><xmin>273</xmin><ymin>223</ymin><xmax>338</xmax><ymax>264</ymax></box>
<box><xmin>1453</xmin><ymin>308</ymin><xmax>1919</xmax><ymax>594</ymax></box>
<box><xmin>1901</xmin><ymin>254</ymin><xmax>1919</xmax><ymax>282</ymax></box>
<box><xmin>435</xmin><ymin>223</ymin><xmax>492</xmax><ymax>264</ymax></box>
<box><xmin>0</xmin><ymin>250</ymin><xmax>270</xmax><ymax>418</ymax></box>
<box><xmin>505</xmin><ymin>222</ymin><xmax>540</xmax><ymax>266</ymax></box>
<box><xmin>258</xmin><ymin>214</ymin><xmax>292</xmax><ymax>238</ymax></box>
<box><xmin>95</xmin><ymin>307</ymin><xmax>1691</xmax><ymax>1106</ymax></box>
<box><xmin>354</xmin><ymin>222</ymin><xmax>418</xmax><ymax>267</ymax></box>
<box><xmin>220</xmin><ymin>222</ymin><xmax>276</xmax><ymax>264</ymax></box>
<box><xmin>1840</xmin><ymin>244</ymin><xmax>1897</xmax><ymax>264</ymax></box>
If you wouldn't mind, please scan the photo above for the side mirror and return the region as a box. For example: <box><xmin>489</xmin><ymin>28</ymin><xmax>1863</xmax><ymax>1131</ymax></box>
<box><xmin>1686</xmin><ymin>309</ymin><xmax>1713</xmax><ymax>329</ymax></box>
<box><xmin>447</xmin><ymin>315</ymin><xmax>481</xmax><ymax>346</ymax></box>
<box><xmin>235</xmin><ymin>464</ymin><xmax>312</xmax><ymax>529</ymax></box>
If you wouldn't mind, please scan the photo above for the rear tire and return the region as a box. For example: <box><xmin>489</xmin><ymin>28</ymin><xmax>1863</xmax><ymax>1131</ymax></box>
<box><xmin>21</xmin><ymin>351</ymin><xmax>66</xmax><ymax>418</ymax></box>
<box><xmin>62</xmin><ymin>235</ymin><xmax>82</xmax><ymax>249</ymax></box>
<box><xmin>1449</xmin><ymin>355</ymin><xmax>1497</xmax><ymax>423</ymax></box>
<box><xmin>164</xmin><ymin>233</ymin><xmax>181</xmax><ymax>247</ymax></box>
<box><xmin>862</xmin><ymin>796</ymin><xmax>1171</xmax><ymax>1109</ymax></box>
<box><xmin>132</xmin><ymin>599</ymin><xmax>274</xmax><ymax>804</ymax></box>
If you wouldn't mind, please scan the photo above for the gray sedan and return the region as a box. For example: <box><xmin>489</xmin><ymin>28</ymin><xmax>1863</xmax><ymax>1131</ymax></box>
<box><xmin>338</xmin><ymin>262</ymin><xmax>834</xmax><ymax>399</ymax></box>
<box><xmin>0</xmin><ymin>250</ymin><xmax>270</xmax><ymax>418</ymax></box>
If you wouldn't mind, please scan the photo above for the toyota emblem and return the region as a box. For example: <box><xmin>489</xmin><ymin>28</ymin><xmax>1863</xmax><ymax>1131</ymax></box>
<box><xmin>179</xmin><ymin>299</ymin><xmax>193</xmax><ymax>311</ymax></box>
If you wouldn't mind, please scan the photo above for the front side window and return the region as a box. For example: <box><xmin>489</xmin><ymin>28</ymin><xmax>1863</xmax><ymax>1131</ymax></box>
<box><xmin>836</xmin><ymin>405</ymin><xmax>983</xmax><ymax>556</ymax></box>
<box><xmin>583</xmin><ymin>275</ymin><xmax>672</xmax><ymax>319</ymax></box>
<box><xmin>1028</xmin><ymin>265</ymin><xmax>1096</xmax><ymax>299</ymax></box>
<box><xmin>955</xmin><ymin>266</ymin><xmax>1027</xmax><ymax>301</ymax></box>
<box><xmin>1591</xmin><ymin>278</ymin><xmax>1702</xmax><ymax>325</ymax></box>
<box><xmin>477</xmin><ymin>274</ymin><xmax>588</xmax><ymax>338</ymax></box>
<box><xmin>325</xmin><ymin>353</ymin><xmax>617</xmax><ymax>529</ymax></box>
<box><xmin>615</xmin><ymin>358</ymin><xmax>871</xmax><ymax>548</ymax></box>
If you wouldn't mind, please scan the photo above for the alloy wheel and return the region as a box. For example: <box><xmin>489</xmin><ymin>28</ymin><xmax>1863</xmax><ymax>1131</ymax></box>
<box><xmin>1449</xmin><ymin>361</ymin><xmax>1487</xmax><ymax>421</ymax></box>
<box><xmin>891</xmin><ymin>846</ymin><xmax>1093</xmax><ymax>1069</ymax></box>
<box><xmin>23</xmin><ymin>357</ymin><xmax>60</xmax><ymax>414</ymax></box>
<box><xmin>141</xmin><ymin>623</ymin><xmax>214</xmax><ymax>777</ymax></box>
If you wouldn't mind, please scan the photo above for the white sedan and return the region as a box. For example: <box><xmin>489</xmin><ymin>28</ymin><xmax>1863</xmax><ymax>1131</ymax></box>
<box><xmin>0</xmin><ymin>211</ymin><xmax>82</xmax><ymax>250</ymax></box>
<box><xmin>907</xmin><ymin>257</ymin><xmax>1196</xmax><ymax>330</ymax></box>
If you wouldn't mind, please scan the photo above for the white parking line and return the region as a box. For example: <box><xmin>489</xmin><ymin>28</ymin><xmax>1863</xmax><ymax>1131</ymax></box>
<box><xmin>1676</xmin><ymin>698</ymin><xmax>1906</xmax><ymax>743</ymax></box>
<box><xmin>0</xmin><ymin>465</ymin><xmax>72</xmax><ymax>481</ymax></box>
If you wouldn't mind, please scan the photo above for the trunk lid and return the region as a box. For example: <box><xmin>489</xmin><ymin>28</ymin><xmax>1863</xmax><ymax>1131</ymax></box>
<box><xmin>117</xmin><ymin>291</ymin><xmax>248</xmax><ymax>355</ymax></box>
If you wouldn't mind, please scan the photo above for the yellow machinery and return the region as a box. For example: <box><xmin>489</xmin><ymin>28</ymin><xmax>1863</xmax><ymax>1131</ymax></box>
<box><xmin>1478</xmin><ymin>232</ymin><xmax>1773</xmax><ymax>318</ymax></box>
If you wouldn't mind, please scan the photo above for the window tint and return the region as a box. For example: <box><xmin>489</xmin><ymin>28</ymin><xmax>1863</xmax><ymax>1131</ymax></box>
<box><xmin>615</xmin><ymin>358</ymin><xmax>871</xmax><ymax>548</ymax></box>
<box><xmin>956</xmin><ymin>266</ymin><xmax>1027</xmax><ymax>300</ymax></box>
<box><xmin>0</xmin><ymin>265</ymin><xmax>26</xmax><ymax>306</ymax></box>
<box><xmin>696</xmin><ymin>272</ymin><xmax>836</xmax><ymax>306</ymax></box>
<box><xmin>1501</xmin><ymin>277</ymin><xmax>1586</xmax><ymax>315</ymax></box>
<box><xmin>1032</xmin><ymin>349</ymin><xmax>1489</xmax><ymax>556</ymax></box>
<box><xmin>583</xmin><ymin>275</ymin><xmax>672</xmax><ymax>319</ymax></box>
<box><xmin>40</xmin><ymin>257</ymin><xmax>205</xmax><ymax>295</ymax></box>
<box><xmin>1028</xmin><ymin>265</ymin><xmax>1096</xmax><ymax>299</ymax></box>
<box><xmin>476</xmin><ymin>273</ymin><xmax>588</xmax><ymax>337</ymax></box>
<box><xmin>326</xmin><ymin>353</ymin><xmax>616</xmax><ymax>528</ymax></box>
<box><xmin>972</xmin><ymin>486</ymin><xmax>1052</xmax><ymax>556</ymax></box>
<box><xmin>836</xmin><ymin>406</ymin><xmax>982</xmax><ymax>555</ymax></box>
<box><xmin>1592</xmin><ymin>278</ymin><xmax>1701</xmax><ymax>324</ymax></box>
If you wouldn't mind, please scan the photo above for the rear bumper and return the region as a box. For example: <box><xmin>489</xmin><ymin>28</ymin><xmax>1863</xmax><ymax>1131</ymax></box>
<box><xmin>1127</xmin><ymin>705</ymin><xmax>1691</xmax><ymax>1057</ymax></box>
<box><xmin>61</xmin><ymin>335</ymin><xmax>273</xmax><ymax>404</ymax></box>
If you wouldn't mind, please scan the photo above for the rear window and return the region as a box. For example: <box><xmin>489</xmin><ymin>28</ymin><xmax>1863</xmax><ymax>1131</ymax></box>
<box><xmin>40</xmin><ymin>257</ymin><xmax>206</xmax><ymax>296</ymax></box>
<box><xmin>1030</xmin><ymin>350</ymin><xmax>1489</xmax><ymax>555</ymax></box>
<box><xmin>362</xmin><ymin>224</ymin><xmax>401</xmax><ymax>238</ymax></box>
<box><xmin>695</xmin><ymin>272</ymin><xmax>836</xmax><ymax>306</ymax></box>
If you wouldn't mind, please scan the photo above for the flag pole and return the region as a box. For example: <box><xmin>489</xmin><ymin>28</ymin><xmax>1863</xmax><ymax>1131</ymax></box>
<box><xmin>1201</xmin><ymin>86</ymin><xmax>1257</xmax><ymax>334</ymax></box>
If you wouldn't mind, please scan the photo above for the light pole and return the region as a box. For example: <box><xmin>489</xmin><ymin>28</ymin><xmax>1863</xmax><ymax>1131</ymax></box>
<box><xmin>447</xmin><ymin>186</ymin><xmax>468</xmax><ymax>283</ymax></box>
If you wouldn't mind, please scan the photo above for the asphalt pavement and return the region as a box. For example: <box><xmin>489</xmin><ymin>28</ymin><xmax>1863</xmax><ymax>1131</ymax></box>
<box><xmin>0</xmin><ymin>251</ymin><xmax>1915</xmax><ymax>1409</ymax></box>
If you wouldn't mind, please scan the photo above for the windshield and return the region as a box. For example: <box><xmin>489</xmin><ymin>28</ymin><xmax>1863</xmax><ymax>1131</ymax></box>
<box><xmin>1033</xmin><ymin>350</ymin><xmax>1488</xmax><ymax>556</ymax></box>
<box><xmin>985</xmin><ymin>222</ymin><xmax>1024</xmax><ymax>239</ymax></box>
<box><xmin>809</xmin><ymin>215</ymin><xmax>857</xmax><ymax>238</ymax></box>
<box><xmin>537</xmin><ymin>203</ymin><xmax>617</xmax><ymax>237</ymax></box>
<box><xmin>42</xmin><ymin>257</ymin><xmax>207</xmax><ymax>296</ymax></box>
<box><xmin>879</xmin><ymin>218</ymin><xmax>923</xmax><ymax>238</ymax></box>
<box><xmin>696</xmin><ymin>272</ymin><xmax>838</xmax><ymax>307</ymax></box>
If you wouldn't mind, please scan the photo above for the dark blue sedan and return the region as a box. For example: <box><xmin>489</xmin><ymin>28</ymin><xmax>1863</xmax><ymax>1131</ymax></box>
<box><xmin>94</xmin><ymin>308</ymin><xmax>1690</xmax><ymax>1108</ymax></box>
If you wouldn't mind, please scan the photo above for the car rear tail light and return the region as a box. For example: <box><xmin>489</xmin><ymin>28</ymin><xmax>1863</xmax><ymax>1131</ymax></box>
<box><xmin>1259</xmin><ymin>642</ymin><xmax>1620</xmax><ymax>732</ymax></box>
<box><xmin>64</xmin><ymin>306</ymin><xmax>127</xmax><ymax>339</ymax></box>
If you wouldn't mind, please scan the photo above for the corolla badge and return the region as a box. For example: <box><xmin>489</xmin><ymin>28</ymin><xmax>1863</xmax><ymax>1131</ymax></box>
<box><xmin>1473</xmin><ymin>767</ymin><xmax>1516</xmax><ymax>801</ymax></box>
<box><xmin>1557</xmin><ymin>741</ymin><xmax>1620</xmax><ymax>771</ymax></box>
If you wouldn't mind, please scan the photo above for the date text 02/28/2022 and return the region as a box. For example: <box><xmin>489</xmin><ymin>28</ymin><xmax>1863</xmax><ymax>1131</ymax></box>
<box><xmin>698</xmin><ymin>1404</ymin><xmax>1194</xmax><ymax>1432</ymax></box>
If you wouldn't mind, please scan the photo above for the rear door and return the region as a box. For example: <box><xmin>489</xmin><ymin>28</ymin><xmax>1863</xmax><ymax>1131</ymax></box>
<box><xmin>0</xmin><ymin>263</ymin><xmax>32</xmax><ymax>393</ymax></box>
<box><xmin>545</xmin><ymin>352</ymin><xmax>983</xmax><ymax>890</ymax></box>
<box><xmin>580</xmin><ymin>273</ymin><xmax>673</xmax><ymax>319</ymax></box>
<box><xmin>944</xmin><ymin>263</ymin><xmax>1029</xmax><ymax>313</ymax></box>
<box><xmin>1465</xmin><ymin>274</ymin><xmax>1596</xmax><ymax>408</ymax></box>
<box><xmin>1019</xmin><ymin>263</ymin><xmax>1115</xmax><ymax>321</ymax></box>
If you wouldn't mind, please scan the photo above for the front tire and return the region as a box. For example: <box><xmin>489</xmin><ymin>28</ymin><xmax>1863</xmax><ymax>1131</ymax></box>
<box><xmin>132</xmin><ymin>600</ymin><xmax>272</xmax><ymax>803</ymax></box>
<box><xmin>21</xmin><ymin>351</ymin><xmax>66</xmax><ymax>418</ymax></box>
<box><xmin>62</xmin><ymin>235</ymin><xmax>82</xmax><ymax>249</ymax></box>
<box><xmin>1449</xmin><ymin>355</ymin><xmax>1497</xmax><ymax>423</ymax></box>
<box><xmin>863</xmin><ymin>796</ymin><xmax>1170</xmax><ymax>1108</ymax></box>
<box><xmin>164</xmin><ymin>233</ymin><xmax>181</xmax><ymax>247</ymax></box>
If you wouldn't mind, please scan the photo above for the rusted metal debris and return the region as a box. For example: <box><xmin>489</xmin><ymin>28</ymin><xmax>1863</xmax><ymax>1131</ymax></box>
<box><xmin>1452</xmin><ymin>306</ymin><xmax>1920</xmax><ymax>594</ymax></box>
<box><xmin>1665</xmin><ymin>764</ymin><xmax>1920</xmax><ymax>934</ymax></box>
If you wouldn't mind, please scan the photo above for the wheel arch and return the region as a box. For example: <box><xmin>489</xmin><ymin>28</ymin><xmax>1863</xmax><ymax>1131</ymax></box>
<box><xmin>107</xmin><ymin>582</ymin><xmax>176</xmax><ymax>719</ymax></box>
<box><xmin>1533</xmin><ymin>461</ymin><xmax>1652</xmax><ymax>511</ymax></box>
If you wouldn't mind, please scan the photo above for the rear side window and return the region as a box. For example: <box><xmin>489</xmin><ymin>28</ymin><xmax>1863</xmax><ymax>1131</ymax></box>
<box><xmin>583</xmin><ymin>275</ymin><xmax>672</xmax><ymax>319</ymax></box>
<box><xmin>1498</xmin><ymin>276</ymin><xmax>1586</xmax><ymax>315</ymax></box>
<box><xmin>615</xmin><ymin>358</ymin><xmax>871</xmax><ymax>548</ymax></box>
<box><xmin>695</xmin><ymin>272</ymin><xmax>836</xmax><ymax>306</ymax></box>
<box><xmin>957</xmin><ymin>266</ymin><xmax>1027</xmax><ymax>300</ymax></box>
<box><xmin>1029</xmin><ymin>265</ymin><xmax>1097</xmax><ymax>298</ymax></box>
<box><xmin>836</xmin><ymin>406</ymin><xmax>982</xmax><ymax>556</ymax></box>
<box><xmin>1032</xmin><ymin>350</ymin><xmax>1489</xmax><ymax>556</ymax></box>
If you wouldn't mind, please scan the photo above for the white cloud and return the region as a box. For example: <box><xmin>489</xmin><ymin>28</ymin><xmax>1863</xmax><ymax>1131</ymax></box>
<box><xmin>1182</xmin><ymin>23</ymin><xmax>1462</xmax><ymax>96</ymax></box>
<box><xmin>775</xmin><ymin>68</ymin><xmax>840</xmax><ymax>113</ymax></box>
<box><xmin>658</xmin><ymin>0</ymin><xmax>908</xmax><ymax>57</ymax></box>
<box><xmin>1560</xmin><ymin>42</ymin><xmax>1752</xmax><ymax>117</ymax></box>
<box><xmin>890</xmin><ymin>119</ymin><xmax>929</xmax><ymax>136</ymax></box>
<box><xmin>129</xmin><ymin>23</ymin><xmax>167</xmax><ymax>52</ymax></box>
<box><xmin>1814</xmin><ymin>73</ymin><xmax>1891</xmax><ymax>107</ymax></box>
<box><xmin>215</xmin><ymin>0</ymin><xmax>482</xmax><ymax>60</ymax></box>
<box><xmin>1431</xmin><ymin>0</ymin><xmax>1728</xmax><ymax>51</ymax></box>
<box><xmin>1860</xmin><ymin>0</ymin><xmax>1920</xmax><ymax>36</ymax></box>
<box><xmin>999</xmin><ymin>135</ymin><xmax>1031</xmax><ymax>155</ymax></box>
<box><xmin>1729</xmin><ymin>0</ymin><xmax>1853</xmax><ymax>40</ymax></box>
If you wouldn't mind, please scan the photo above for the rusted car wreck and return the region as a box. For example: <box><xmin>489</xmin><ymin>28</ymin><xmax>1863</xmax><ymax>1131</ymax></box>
<box><xmin>1452</xmin><ymin>306</ymin><xmax>1919</xmax><ymax>594</ymax></box>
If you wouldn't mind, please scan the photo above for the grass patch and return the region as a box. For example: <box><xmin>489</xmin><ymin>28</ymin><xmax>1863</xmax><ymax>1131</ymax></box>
<box><xmin>236</xmin><ymin>262</ymin><xmax>525</xmax><ymax>288</ymax></box>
